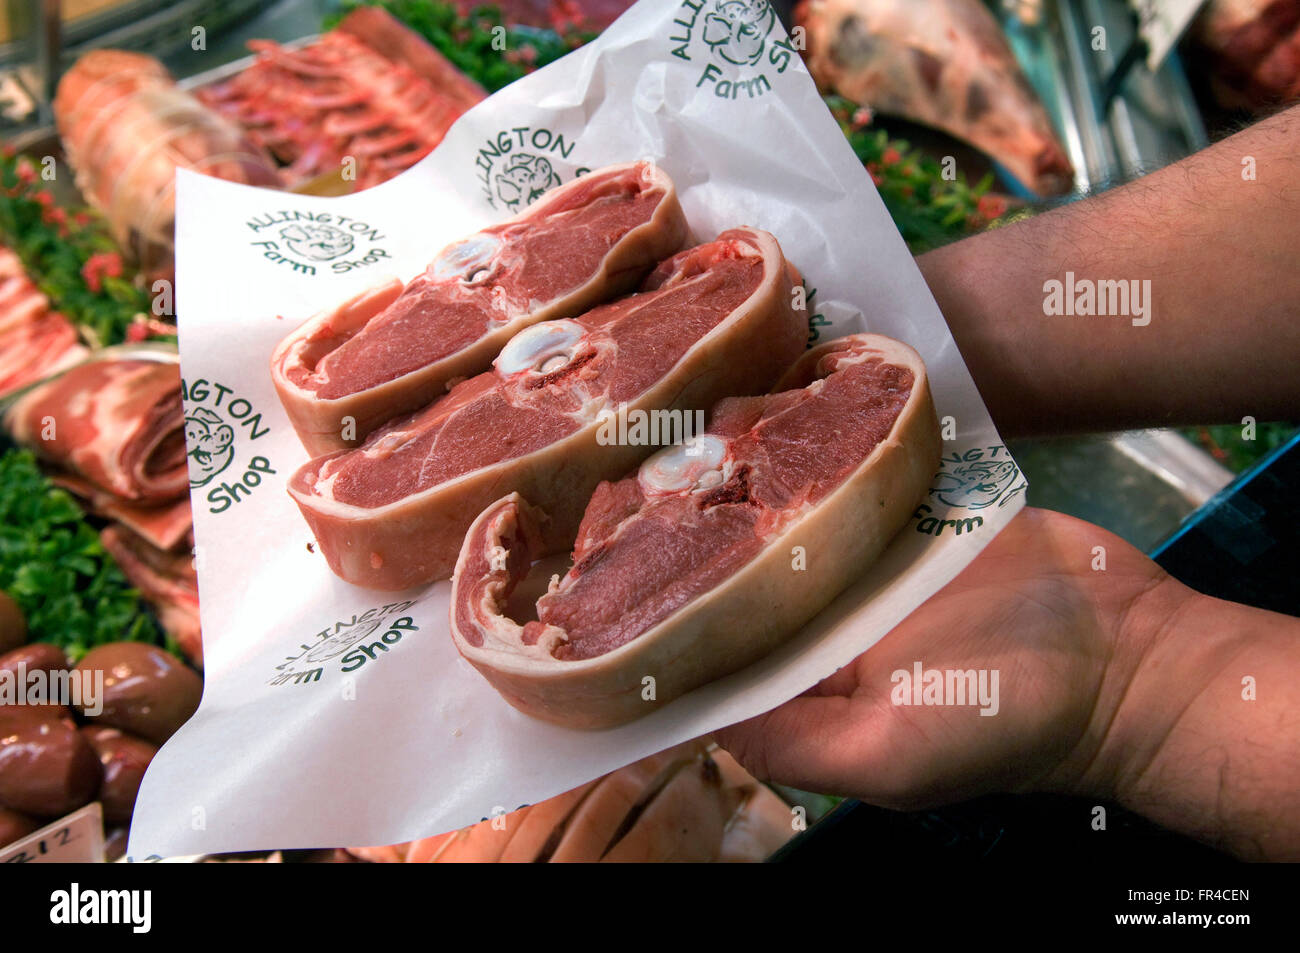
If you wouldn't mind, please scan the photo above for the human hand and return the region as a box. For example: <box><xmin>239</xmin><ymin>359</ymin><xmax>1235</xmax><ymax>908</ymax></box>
<box><xmin>716</xmin><ymin>507</ymin><xmax>1172</xmax><ymax>810</ymax></box>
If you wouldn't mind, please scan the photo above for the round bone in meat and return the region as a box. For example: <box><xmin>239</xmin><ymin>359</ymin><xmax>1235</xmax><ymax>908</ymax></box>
<box><xmin>288</xmin><ymin>227</ymin><xmax>806</xmax><ymax>590</ymax></box>
<box><xmin>431</xmin><ymin>233</ymin><xmax>503</xmax><ymax>283</ymax></box>
<box><xmin>270</xmin><ymin>162</ymin><xmax>688</xmax><ymax>457</ymax></box>
<box><xmin>493</xmin><ymin>319</ymin><xmax>586</xmax><ymax>377</ymax></box>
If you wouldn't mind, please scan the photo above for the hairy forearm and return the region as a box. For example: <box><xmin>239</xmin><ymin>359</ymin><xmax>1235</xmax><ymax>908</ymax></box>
<box><xmin>1082</xmin><ymin>578</ymin><xmax>1300</xmax><ymax>860</ymax></box>
<box><xmin>917</xmin><ymin>105</ymin><xmax>1300</xmax><ymax>438</ymax></box>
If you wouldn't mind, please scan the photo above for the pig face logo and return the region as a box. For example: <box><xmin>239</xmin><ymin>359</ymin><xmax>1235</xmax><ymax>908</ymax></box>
<box><xmin>185</xmin><ymin>408</ymin><xmax>235</xmax><ymax>489</ymax></box>
<box><xmin>279</xmin><ymin>223</ymin><xmax>354</xmax><ymax>262</ymax></box>
<box><xmin>304</xmin><ymin>619</ymin><xmax>383</xmax><ymax>664</ymax></box>
<box><xmin>932</xmin><ymin>460</ymin><xmax>1023</xmax><ymax>510</ymax></box>
<box><xmin>702</xmin><ymin>0</ymin><xmax>776</xmax><ymax>67</ymax></box>
<box><xmin>495</xmin><ymin>154</ymin><xmax>561</xmax><ymax>211</ymax></box>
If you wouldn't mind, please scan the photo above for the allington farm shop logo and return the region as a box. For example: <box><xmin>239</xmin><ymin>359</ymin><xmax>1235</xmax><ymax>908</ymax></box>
<box><xmin>475</xmin><ymin>126</ymin><xmax>592</xmax><ymax>212</ymax></box>
<box><xmin>912</xmin><ymin>444</ymin><xmax>1027</xmax><ymax>538</ymax></box>
<box><xmin>270</xmin><ymin>600</ymin><xmax>421</xmax><ymax>687</ymax></box>
<box><xmin>181</xmin><ymin>378</ymin><xmax>275</xmax><ymax>515</ymax></box>
<box><xmin>669</xmin><ymin>0</ymin><xmax>798</xmax><ymax>100</ymax></box>
<box><xmin>245</xmin><ymin>209</ymin><xmax>393</xmax><ymax>276</ymax></box>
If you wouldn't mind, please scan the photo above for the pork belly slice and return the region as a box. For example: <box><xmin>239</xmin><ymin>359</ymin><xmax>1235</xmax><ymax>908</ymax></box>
<box><xmin>271</xmin><ymin>161</ymin><xmax>688</xmax><ymax>456</ymax></box>
<box><xmin>0</xmin><ymin>247</ymin><xmax>89</xmax><ymax>399</ymax></box>
<box><xmin>3</xmin><ymin>357</ymin><xmax>188</xmax><ymax>503</ymax></box>
<box><xmin>288</xmin><ymin>227</ymin><xmax>805</xmax><ymax>590</ymax></box>
<box><xmin>450</xmin><ymin>334</ymin><xmax>942</xmax><ymax>730</ymax></box>
<box><xmin>101</xmin><ymin>524</ymin><xmax>202</xmax><ymax>668</ymax></box>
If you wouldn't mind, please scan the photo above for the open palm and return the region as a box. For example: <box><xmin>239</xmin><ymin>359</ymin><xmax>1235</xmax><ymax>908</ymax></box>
<box><xmin>716</xmin><ymin>508</ymin><xmax>1166</xmax><ymax>809</ymax></box>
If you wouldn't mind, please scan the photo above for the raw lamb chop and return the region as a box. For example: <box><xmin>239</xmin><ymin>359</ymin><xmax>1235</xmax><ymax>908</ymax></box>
<box><xmin>271</xmin><ymin>161</ymin><xmax>688</xmax><ymax>457</ymax></box>
<box><xmin>101</xmin><ymin>525</ymin><xmax>202</xmax><ymax>669</ymax></box>
<box><xmin>451</xmin><ymin>333</ymin><xmax>941</xmax><ymax>729</ymax></box>
<box><xmin>797</xmin><ymin>0</ymin><xmax>1074</xmax><ymax>196</ymax></box>
<box><xmin>289</xmin><ymin>227</ymin><xmax>804</xmax><ymax>590</ymax></box>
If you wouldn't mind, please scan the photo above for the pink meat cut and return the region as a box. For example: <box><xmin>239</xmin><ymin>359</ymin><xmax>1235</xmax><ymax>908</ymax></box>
<box><xmin>3</xmin><ymin>357</ymin><xmax>188</xmax><ymax>503</ymax></box>
<box><xmin>197</xmin><ymin>8</ymin><xmax>487</xmax><ymax>190</ymax></box>
<box><xmin>101</xmin><ymin>524</ymin><xmax>202</xmax><ymax>668</ymax></box>
<box><xmin>288</xmin><ymin>227</ymin><xmax>805</xmax><ymax>590</ymax></box>
<box><xmin>0</xmin><ymin>247</ymin><xmax>89</xmax><ymax>399</ymax></box>
<box><xmin>271</xmin><ymin>162</ymin><xmax>687</xmax><ymax>456</ymax></box>
<box><xmin>798</xmin><ymin>0</ymin><xmax>1074</xmax><ymax>196</ymax></box>
<box><xmin>450</xmin><ymin>334</ymin><xmax>942</xmax><ymax>729</ymax></box>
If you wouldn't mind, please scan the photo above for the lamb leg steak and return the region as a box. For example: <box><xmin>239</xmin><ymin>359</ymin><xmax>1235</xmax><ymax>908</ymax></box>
<box><xmin>289</xmin><ymin>227</ymin><xmax>806</xmax><ymax>590</ymax></box>
<box><xmin>271</xmin><ymin>162</ymin><xmax>687</xmax><ymax>456</ymax></box>
<box><xmin>450</xmin><ymin>333</ymin><xmax>941</xmax><ymax>729</ymax></box>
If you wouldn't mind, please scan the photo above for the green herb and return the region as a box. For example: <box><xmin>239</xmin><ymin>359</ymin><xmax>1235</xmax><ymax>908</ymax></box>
<box><xmin>0</xmin><ymin>449</ymin><xmax>163</xmax><ymax>661</ymax></box>
<box><xmin>1184</xmin><ymin>423</ymin><xmax>1299</xmax><ymax>475</ymax></box>
<box><xmin>326</xmin><ymin>1</ymin><xmax>595</xmax><ymax>92</ymax></box>
<box><xmin>826</xmin><ymin>97</ymin><xmax>1005</xmax><ymax>254</ymax></box>
<box><xmin>0</xmin><ymin>149</ymin><xmax>160</xmax><ymax>348</ymax></box>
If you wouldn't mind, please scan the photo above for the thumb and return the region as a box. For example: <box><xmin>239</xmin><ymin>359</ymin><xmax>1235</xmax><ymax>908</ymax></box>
<box><xmin>715</xmin><ymin>682</ymin><xmax>920</xmax><ymax>806</ymax></box>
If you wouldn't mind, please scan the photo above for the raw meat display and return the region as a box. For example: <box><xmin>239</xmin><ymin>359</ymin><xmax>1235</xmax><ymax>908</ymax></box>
<box><xmin>101</xmin><ymin>525</ymin><xmax>202</xmax><ymax>668</ymax></box>
<box><xmin>451</xmin><ymin>333</ymin><xmax>941</xmax><ymax>729</ymax></box>
<box><xmin>1194</xmin><ymin>0</ymin><xmax>1300</xmax><ymax>110</ymax></box>
<box><xmin>53</xmin><ymin>50</ymin><xmax>282</xmax><ymax>277</ymax></box>
<box><xmin>453</xmin><ymin>0</ymin><xmax>637</xmax><ymax>31</ymax></box>
<box><xmin>289</xmin><ymin>226</ymin><xmax>805</xmax><ymax>590</ymax></box>
<box><xmin>197</xmin><ymin>8</ymin><xmax>487</xmax><ymax>190</ymax></box>
<box><xmin>0</xmin><ymin>248</ymin><xmax>89</xmax><ymax>400</ymax></box>
<box><xmin>797</xmin><ymin>0</ymin><xmax>1075</xmax><ymax>196</ymax></box>
<box><xmin>67</xmin><ymin>491</ymin><xmax>193</xmax><ymax>554</ymax></box>
<box><xmin>271</xmin><ymin>161</ymin><xmax>688</xmax><ymax>457</ymax></box>
<box><xmin>346</xmin><ymin>739</ymin><xmax>794</xmax><ymax>862</ymax></box>
<box><xmin>3</xmin><ymin>358</ymin><xmax>188</xmax><ymax>503</ymax></box>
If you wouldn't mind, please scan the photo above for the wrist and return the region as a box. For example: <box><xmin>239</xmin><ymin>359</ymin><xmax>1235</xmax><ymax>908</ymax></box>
<box><xmin>1087</xmin><ymin>575</ymin><xmax>1214</xmax><ymax>803</ymax></box>
<box><xmin>1031</xmin><ymin>566</ymin><xmax>1199</xmax><ymax>802</ymax></box>
<box><xmin>1068</xmin><ymin>575</ymin><xmax>1300</xmax><ymax>859</ymax></box>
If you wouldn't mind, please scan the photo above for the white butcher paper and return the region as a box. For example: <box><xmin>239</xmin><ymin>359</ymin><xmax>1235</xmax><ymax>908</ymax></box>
<box><xmin>130</xmin><ymin>0</ymin><xmax>1028</xmax><ymax>857</ymax></box>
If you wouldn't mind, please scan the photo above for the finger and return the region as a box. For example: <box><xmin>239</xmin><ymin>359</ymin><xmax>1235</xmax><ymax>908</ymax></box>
<box><xmin>716</xmin><ymin>690</ymin><xmax>907</xmax><ymax>801</ymax></box>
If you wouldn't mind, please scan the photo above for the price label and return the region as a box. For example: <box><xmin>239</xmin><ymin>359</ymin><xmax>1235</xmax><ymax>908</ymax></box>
<box><xmin>1132</xmin><ymin>0</ymin><xmax>1209</xmax><ymax>69</ymax></box>
<box><xmin>0</xmin><ymin>802</ymin><xmax>104</xmax><ymax>864</ymax></box>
